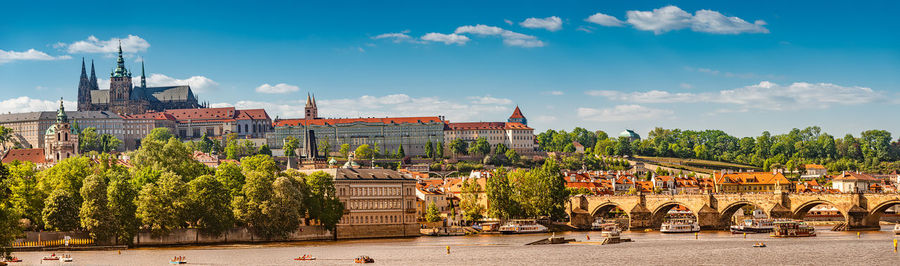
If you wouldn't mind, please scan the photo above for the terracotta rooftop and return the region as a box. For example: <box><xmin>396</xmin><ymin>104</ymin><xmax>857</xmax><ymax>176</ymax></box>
<box><xmin>713</xmin><ymin>171</ymin><xmax>790</xmax><ymax>185</ymax></box>
<box><xmin>830</xmin><ymin>172</ymin><xmax>878</xmax><ymax>181</ymax></box>
<box><xmin>509</xmin><ymin>106</ymin><xmax>525</xmax><ymax>119</ymax></box>
<box><xmin>274</xmin><ymin>116</ymin><xmax>443</xmax><ymax>127</ymax></box>
<box><xmin>1</xmin><ymin>148</ymin><xmax>46</xmax><ymax>164</ymax></box>
<box><xmin>445</xmin><ymin>122</ymin><xmax>532</xmax><ymax>130</ymax></box>
<box><xmin>805</xmin><ymin>164</ymin><xmax>827</xmax><ymax>170</ymax></box>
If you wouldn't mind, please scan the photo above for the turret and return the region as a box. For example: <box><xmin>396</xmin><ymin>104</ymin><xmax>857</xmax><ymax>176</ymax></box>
<box><xmin>508</xmin><ymin>105</ymin><xmax>527</xmax><ymax>126</ymax></box>
<box><xmin>304</xmin><ymin>92</ymin><xmax>318</xmax><ymax>119</ymax></box>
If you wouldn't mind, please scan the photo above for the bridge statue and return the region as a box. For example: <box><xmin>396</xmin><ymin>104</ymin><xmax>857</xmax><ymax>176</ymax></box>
<box><xmin>567</xmin><ymin>192</ymin><xmax>900</xmax><ymax>231</ymax></box>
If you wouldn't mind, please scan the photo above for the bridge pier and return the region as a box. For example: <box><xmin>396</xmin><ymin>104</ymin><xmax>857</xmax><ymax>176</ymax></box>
<box><xmin>627</xmin><ymin>207</ymin><xmax>651</xmax><ymax>230</ymax></box>
<box><xmin>696</xmin><ymin>206</ymin><xmax>722</xmax><ymax>230</ymax></box>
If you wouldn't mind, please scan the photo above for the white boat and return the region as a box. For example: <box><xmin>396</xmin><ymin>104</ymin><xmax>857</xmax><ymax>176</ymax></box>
<box><xmin>893</xmin><ymin>223</ymin><xmax>900</xmax><ymax>235</ymax></box>
<box><xmin>499</xmin><ymin>220</ymin><xmax>549</xmax><ymax>234</ymax></box>
<box><xmin>597</xmin><ymin>223</ymin><xmax>621</xmax><ymax>237</ymax></box>
<box><xmin>730</xmin><ymin>219</ymin><xmax>774</xmax><ymax>234</ymax></box>
<box><xmin>660</xmin><ymin>218</ymin><xmax>700</xmax><ymax>233</ymax></box>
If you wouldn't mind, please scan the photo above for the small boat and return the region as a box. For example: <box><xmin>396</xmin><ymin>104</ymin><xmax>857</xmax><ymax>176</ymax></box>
<box><xmin>354</xmin><ymin>255</ymin><xmax>375</xmax><ymax>264</ymax></box>
<box><xmin>594</xmin><ymin>222</ymin><xmax>621</xmax><ymax>237</ymax></box>
<box><xmin>62</xmin><ymin>257</ymin><xmax>74</xmax><ymax>262</ymax></box>
<box><xmin>660</xmin><ymin>218</ymin><xmax>700</xmax><ymax>233</ymax></box>
<box><xmin>293</xmin><ymin>255</ymin><xmax>316</xmax><ymax>261</ymax></box>
<box><xmin>3</xmin><ymin>257</ymin><xmax>22</xmax><ymax>263</ymax></box>
<box><xmin>770</xmin><ymin>220</ymin><xmax>816</xmax><ymax>238</ymax></box>
<box><xmin>498</xmin><ymin>219</ymin><xmax>549</xmax><ymax>234</ymax></box>
<box><xmin>893</xmin><ymin>223</ymin><xmax>900</xmax><ymax>235</ymax></box>
<box><xmin>752</xmin><ymin>243</ymin><xmax>767</xmax><ymax>248</ymax></box>
<box><xmin>42</xmin><ymin>254</ymin><xmax>60</xmax><ymax>261</ymax></box>
<box><xmin>170</xmin><ymin>256</ymin><xmax>187</xmax><ymax>264</ymax></box>
<box><xmin>730</xmin><ymin>219</ymin><xmax>774</xmax><ymax>234</ymax></box>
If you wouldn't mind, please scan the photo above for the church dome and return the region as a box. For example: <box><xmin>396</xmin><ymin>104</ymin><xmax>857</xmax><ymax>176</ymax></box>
<box><xmin>619</xmin><ymin>129</ymin><xmax>641</xmax><ymax>140</ymax></box>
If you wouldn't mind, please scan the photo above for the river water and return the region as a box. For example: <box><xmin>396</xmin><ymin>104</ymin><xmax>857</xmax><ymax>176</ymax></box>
<box><xmin>10</xmin><ymin>226</ymin><xmax>900</xmax><ymax>265</ymax></box>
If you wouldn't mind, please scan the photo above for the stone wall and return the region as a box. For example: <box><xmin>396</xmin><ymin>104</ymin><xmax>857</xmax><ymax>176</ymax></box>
<box><xmin>336</xmin><ymin>224</ymin><xmax>420</xmax><ymax>239</ymax></box>
<box><xmin>133</xmin><ymin>226</ymin><xmax>331</xmax><ymax>246</ymax></box>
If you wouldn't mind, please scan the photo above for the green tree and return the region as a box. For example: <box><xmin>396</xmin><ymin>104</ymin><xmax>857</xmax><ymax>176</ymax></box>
<box><xmin>396</xmin><ymin>144</ymin><xmax>406</xmax><ymax>158</ymax></box>
<box><xmin>511</xmin><ymin>158</ymin><xmax>567</xmax><ymax>219</ymax></box>
<box><xmin>425</xmin><ymin>141</ymin><xmax>434</xmax><ymax>159</ymax></box>
<box><xmin>339</xmin><ymin>143</ymin><xmax>351</xmax><ymax>158</ymax></box>
<box><xmin>257</xmin><ymin>144</ymin><xmax>272</xmax><ymax>156</ymax></box>
<box><xmin>355</xmin><ymin>144</ymin><xmax>374</xmax><ymax>161</ymax></box>
<box><xmin>42</xmin><ymin>189</ymin><xmax>80</xmax><ymax>231</ymax></box>
<box><xmin>504</xmin><ymin>149</ymin><xmax>520</xmax><ymax>165</ymax></box>
<box><xmin>215</xmin><ymin>161</ymin><xmax>246</xmax><ymax>196</ymax></box>
<box><xmin>79</xmin><ymin>174</ymin><xmax>114</xmax><ymax>242</ymax></box>
<box><xmin>486</xmin><ymin>168</ymin><xmax>520</xmax><ymax>220</ymax></box>
<box><xmin>197</xmin><ymin>133</ymin><xmax>215</xmax><ymax>153</ymax></box>
<box><xmin>107</xmin><ymin>170</ymin><xmax>138</xmax><ymax>245</ymax></box>
<box><xmin>186</xmin><ymin>175</ymin><xmax>233</xmax><ymax>236</ymax></box>
<box><xmin>449</xmin><ymin>139</ymin><xmax>468</xmax><ymax>156</ymax></box>
<box><xmin>283</xmin><ymin>136</ymin><xmax>299</xmax><ymax>157</ymax></box>
<box><xmin>240</xmin><ymin>155</ymin><xmax>278</xmax><ymax>176</ymax></box>
<box><xmin>301</xmin><ymin>171</ymin><xmax>344</xmax><ymax>233</ymax></box>
<box><xmin>468</xmin><ymin>137</ymin><xmax>491</xmax><ymax>157</ymax></box>
<box><xmin>436</xmin><ymin>142</ymin><xmax>444</xmax><ymax>159</ymax></box>
<box><xmin>425</xmin><ymin>202</ymin><xmax>442</xmax><ymax>222</ymax></box>
<box><xmin>232</xmin><ymin>171</ymin><xmax>274</xmax><ymax>235</ymax></box>
<box><xmin>318</xmin><ymin>139</ymin><xmax>331</xmax><ymax>157</ymax></box>
<box><xmin>6</xmin><ymin>161</ymin><xmax>44</xmax><ymax>229</ymax></box>
<box><xmin>460</xmin><ymin>178</ymin><xmax>484</xmax><ymax>221</ymax></box>
<box><xmin>136</xmin><ymin>172</ymin><xmax>188</xmax><ymax>237</ymax></box>
<box><xmin>225</xmin><ymin>140</ymin><xmax>238</xmax><ymax>160</ymax></box>
<box><xmin>494</xmin><ymin>143</ymin><xmax>509</xmax><ymax>155</ymax></box>
<box><xmin>131</xmin><ymin>136</ymin><xmax>210</xmax><ymax>180</ymax></box>
<box><xmin>38</xmin><ymin>156</ymin><xmax>93</xmax><ymax>197</ymax></box>
<box><xmin>263</xmin><ymin>177</ymin><xmax>306</xmax><ymax>239</ymax></box>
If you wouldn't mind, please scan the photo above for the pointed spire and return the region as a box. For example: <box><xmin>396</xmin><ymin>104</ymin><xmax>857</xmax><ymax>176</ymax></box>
<box><xmin>111</xmin><ymin>40</ymin><xmax>130</xmax><ymax>78</ymax></box>
<box><xmin>80</xmin><ymin>58</ymin><xmax>87</xmax><ymax>78</ymax></box>
<box><xmin>89</xmin><ymin>60</ymin><xmax>98</xmax><ymax>90</ymax></box>
<box><xmin>140</xmin><ymin>60</ymin><xmax>146</xmax><ymax>88</ymax></box>
<box><xmin>312</xmin><ymin>94</ymin><xmax>317</xmax><ymax>107</ymax></box>
<box><xmin>57</xmin><ymin>97</ymin><xmax>68</xmax><ymax>124</ymax></box>
<box><xmin>305</xmin><ymin>92</ymin><xmax>313</xmax><ymax>106</ymax></box>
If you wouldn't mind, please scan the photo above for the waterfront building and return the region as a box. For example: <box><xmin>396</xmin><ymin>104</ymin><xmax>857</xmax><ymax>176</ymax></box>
<box><xmin>77</xmin><ymin>44</ymin><xmax>203</xmax><ymax>114</ymax></box>
<box><xmin>297</xmin><ymin>168</ymin><xmax>419</xmax><ymax>239</ymax></box>
<box><xmin>0</xmin><ymin>107</ymin><xmax>123</xmax><ymax>150</ymax></box>
<box><xmin>416</xmin><ymin>186</ymin><xmax>450</xmax><ymax>222</ymax></box>
<box><xmin>442</xmin><ymin>107</ymin><xmax>536</xmax><ymax>154</ymax></box>
<box><xmin>801</xmin><ymin>164</ymin><xmax>828</xmax><ymax>180</ymax></box>
<box><xmin>712</xmin><ymin>171</ymin><xmax>793</xmax><ymax>193</ymax></box>
<box><xmin>829</xmin><ymin>171</ymin><xmax>880</xmax><ymax>193</ymax></box>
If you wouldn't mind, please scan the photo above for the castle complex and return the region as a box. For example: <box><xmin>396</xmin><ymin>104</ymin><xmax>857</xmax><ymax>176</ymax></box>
<box><xmin>77</xmin><ymin>43</ymin><xmax>203</xmax><ymax>115</ymax></box>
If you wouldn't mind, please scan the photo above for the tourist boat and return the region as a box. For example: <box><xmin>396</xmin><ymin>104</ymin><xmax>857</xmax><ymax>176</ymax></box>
<box><xmin>354</xmin><ymin>255</ymin><xmax>375</xmax><ymax>264</ymax></box>
<box><xmin>753</xmin><ymin>243</ymin><xmax>767</xmax><ymax>248</ymax></box>
<box><xmin>730</xmin><ymin>219</ymin><xmax>775</xmax><ymax>234</ymax></box>
<box><xmin>498</xmin><ymin>220</ymin><xmax>549</xmax><ymax>234</ymax></box>
<box><xmin>770</xmin><ymin>220</ymin><xmax>816</xmax><ymax>237</ymax></box>
<box><xmin>2</xmin><ymin>257</ymin><xmax>22</xmax><ymax>263</ymax></box>
<box><xmin>42</xmin><ymin>254</ymin><xmax>60</xmax><ymax>261</ymax></box>
<box><xmin>660</xmin><ymin>218</ymin><xmax>700</xmax><ymax>233</ymax></box>
<box><xmin>594</xmin><ymin>222</ymin><xmax>621</xmax><ymax>237</ymax></box>
<box><xmin>294</xmin><ymin>254</ymin><xmax>316</xmax><ymax>261</ymax></box>
<box><xmin>893</xmin><ymin>223</ymin><xmax>900</xmax><ymax>235</ymax></box>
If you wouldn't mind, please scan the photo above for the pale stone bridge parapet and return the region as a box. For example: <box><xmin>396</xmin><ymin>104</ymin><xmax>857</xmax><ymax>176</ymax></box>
<box><xmin>567</xmin><ymin>192</ymin><xmax>900</xmax><ymax>231</ymax></box>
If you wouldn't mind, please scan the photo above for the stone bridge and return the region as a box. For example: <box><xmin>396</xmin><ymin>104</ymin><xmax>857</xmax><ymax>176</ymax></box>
<box><xmin>567</xmin><ymin>192</ymin><xmax>900</xmax><ymax>231</ymax></box>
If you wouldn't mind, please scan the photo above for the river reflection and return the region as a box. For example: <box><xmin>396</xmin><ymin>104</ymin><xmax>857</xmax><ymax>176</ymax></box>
<box><xmin>12</xmin><ymin>226</ymin><xmax>900</xmax><ymax>265</ymax></box>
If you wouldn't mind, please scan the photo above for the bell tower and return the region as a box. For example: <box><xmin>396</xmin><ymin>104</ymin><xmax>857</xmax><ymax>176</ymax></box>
<box><xmin>304</xmin><ymin>93</ymin><xmax>318</xmax><ymax>119</ymax></box>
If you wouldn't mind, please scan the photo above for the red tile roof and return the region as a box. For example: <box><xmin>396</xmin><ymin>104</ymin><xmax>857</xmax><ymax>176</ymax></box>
<box><xmin>2</xmin><ymin>148</ymin><xmax>46</xmax><ymax>164</ymax></box>
<box><xmin>274</xmin><ymin>116</ymin><xmax>443</xmax><ymax>127</ymax></box>
<box><xmin>509</xmin><ymin>106</ymin><xmax>525</xmax><ymax>119</ymax></box>
<box><xmin>805</xmin><ymin>164</ymin><xmax>826</xmax><ymax>170</ymax></box>
<box><xmin>830</xmin><ymin>172</ymin><xmax>878</xmax><ymax>181</ymax></box>
<box><xmin>121</xmin><ymin>112</ymin><xmax>176</xmax><ymax>121</ymax></box>
<box><xmin>236</xmin><ymin>109</ymin><xmax>270</xmax><ymax>120</ymax></box>
<box><xmin>446</xmin><ymin>122</ymin><xmax>532</xmax><ymax>130</ymax></box>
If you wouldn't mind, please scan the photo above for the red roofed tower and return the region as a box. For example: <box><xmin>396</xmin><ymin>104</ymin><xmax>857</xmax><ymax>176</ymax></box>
<box><xmin>508</xmin><ymin>105</ymin><xmax>527</xmax><ymax>126</ymax></box>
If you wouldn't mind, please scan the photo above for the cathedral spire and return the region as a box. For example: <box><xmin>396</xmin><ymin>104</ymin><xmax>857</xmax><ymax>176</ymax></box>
<box><xmin>111</xmin><ymin>40</ymin><xmax>130</xmax><ymax>77</ymax></box>
<box><xmin>305</xmin><ymin>92</ymin><xmax>313</xmax><ymax>107</ymax></box>
<box><xmin>89</xmin><ymin>60</ymin><xmax>98</xmax><ymax>90</ymax></box>
<box><xmin>80</xmin><ymin>58</ymin><xmax>87</xmax><ymax>79</ymax></box>
<box><xmin>140</xmin><ymin>60</ymin><xmax>146</xmax><ymax>88</ymax></box>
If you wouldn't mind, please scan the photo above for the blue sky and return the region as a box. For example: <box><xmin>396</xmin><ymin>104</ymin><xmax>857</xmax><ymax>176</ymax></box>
<box><xmin>1</xmin><ymin>0</ymin><xmax>898</xmax><ymax>138</ymax></box>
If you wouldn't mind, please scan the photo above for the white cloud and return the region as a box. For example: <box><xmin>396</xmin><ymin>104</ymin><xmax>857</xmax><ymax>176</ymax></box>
<box><xmin>624</xmin><ymin>5</ymin><xmax>768</xmax><ymax>34</ymax></box>
<box><xmin>504</xmin><ymin>19</ymin><xmax>513</xmax><ymax>25</ymax></box>
<box><xmin>254</xmin><ymin>83</ymin><xmax>300</xmax><ymax>94</ymax></box>
<box><xmin>372</xmin><ymin>31</ymin><xmax>417</xmax><ymax>43</ymax></box>
<box><xmin>586</xmin><ymin>12</ymin><xmax>625</xmax><ymax>27</ymax></box>
<box><xmin>56</xmin><ymin>35</ymin><xmax>151</xmax><ymax>54</ymax></box>
<box><xmin>578</xmin><ymin>105</ymin><xmax>674</xmax><ymax>122</ymax></box>
<box><xmin>454</xmin><ymin>24</ymin><xmax>544</xmax><ymax>47</ymax></box>
<box><xmin>0</xmin><ymin>97</ymin><xmax>76</xmax><ymax>114</ymax></box>
<box><xmin>0</xmin><ymin>49</ymin><xmax>71</xmax><ymax>64</ymax></box>
<box><xmin>146</xmin><ymin>73</ymin><xmax>219</xmax><ymax>93</ymax></box>
<box><xmin>520</xmin><ymin>16</ymin><xmax>562</xmax><ymax>31</ymax></box>
<box><xmin>421</xmin><ymin>33</ymin><xmax>470</xmax><ymax>45</ymax></box>
<box><xmin>588</xmin><ymin>81</ymin><xmax>883</xmax><ymax>111</ymax></box>
<box><xmin>214</xmin><ymin>94</ymin><xmax>513</xmax><ymax>122</ymax></box>
<box><xmin>469</xmin><ymin>95</ymin><xmax>513</xmax><ymax>105</ymax></box>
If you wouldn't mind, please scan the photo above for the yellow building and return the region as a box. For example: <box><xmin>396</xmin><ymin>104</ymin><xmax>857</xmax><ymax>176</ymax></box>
<box><xmin>712</xmin><ymin>171</ymin><xmax>793</xmax><ymax>193</ymax></box>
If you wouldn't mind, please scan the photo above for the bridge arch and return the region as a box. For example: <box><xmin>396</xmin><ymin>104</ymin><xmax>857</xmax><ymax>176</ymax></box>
<box><xmin>649</xmin><ymin>201</ymin><xmax>697</xmax><ymax>229</ymax></box>
<box><xmin>792</xmin><ymin>199</ymin><xmax>844</xmax><ymax>220</ymax></box>
<box><xmin>590</xmin><ymin>202</ymin><xmax>631</xmax><ymax>229</ymax></box>
<box><xmin>863</xmin><ymin>199</ymin><xmax>900</xmax><ymax>227</ymax></box>
<box><xmin>718</xmin><ymin>201</ymin><xmax>769</xmax><ymax>226</ymax></box>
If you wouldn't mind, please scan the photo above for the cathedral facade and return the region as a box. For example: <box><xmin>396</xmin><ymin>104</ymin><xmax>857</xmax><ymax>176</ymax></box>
<box><xmin>77</xmin><ymin>43</ymin><xmax>203</xmax><ymax>115</ymax></box>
